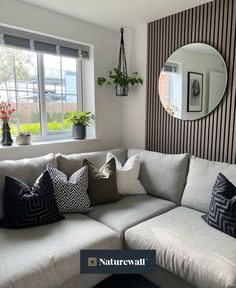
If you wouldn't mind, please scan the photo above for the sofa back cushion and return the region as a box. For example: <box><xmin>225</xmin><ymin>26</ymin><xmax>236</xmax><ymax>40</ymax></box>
<box><xmin>56</xmin><ymin>148</ymin><xmax>127</xmax><ymax>177</ymax></box>
<box><xmin>128</xmin><ymin>149</ymin><xmax>190</xmax><ymax>204</ymax></box>
<box><xmin>182</xmin><ymin>156</ymin><xmax>236</xmax><ymax>213</ymax></box>
<box><xmin>0</xmin><ymin>153</ymin><xmax>56</xmax><ymax>220</ymax></box>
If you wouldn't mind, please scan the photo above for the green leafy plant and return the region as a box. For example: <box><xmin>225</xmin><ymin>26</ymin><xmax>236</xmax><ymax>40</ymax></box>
<box><xmin>65</xmin><ymin>111</ymin><xmax>93</xmax><ymax>126</ymax></box>
<box><xmin>97</xmin><ymin>68</ymin><xmax>143</xmax><ymax>87</ymax></box>
<box><xmin>17</xmin><ymin>130</ymin><xmax>31</xmax><ymax>137</ymax></box>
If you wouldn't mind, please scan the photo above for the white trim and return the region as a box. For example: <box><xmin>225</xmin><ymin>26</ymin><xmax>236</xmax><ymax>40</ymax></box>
<box><xmin>37</xmin><ymin>53</ymin><xmax>47</xmax><ymax>137</ymax></box>
<box><xmin>0</xmin><ymin>137</ymin><xmax>102</xmax><ymax>149</ymax></box>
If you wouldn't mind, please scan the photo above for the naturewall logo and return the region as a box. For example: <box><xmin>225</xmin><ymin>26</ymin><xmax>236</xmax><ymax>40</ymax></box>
<box><xmin>80</xmin><ymin>250</ymin><xmax>156</xmax><ymax>274</ymax></box>
<box><xmin>88</xmin><ymin>257</ymin><xmax>97</xmax><ymax>267</ymax></box>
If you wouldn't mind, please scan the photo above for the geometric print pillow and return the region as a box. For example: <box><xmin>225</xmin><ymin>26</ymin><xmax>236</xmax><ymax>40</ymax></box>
<box><xmin>3</xmin><ymin>170</ymin><xmax>64</xmax><ymax>229</ymax></box>
<box><xmin>202</xmin><ymin>173</ymin><xmax>236</xmax><ymax>238</ymax></box>
<box><xmin>47</xmin><ymin>164</ymin><xmax>93</xmax><ymax>214</ymax></box>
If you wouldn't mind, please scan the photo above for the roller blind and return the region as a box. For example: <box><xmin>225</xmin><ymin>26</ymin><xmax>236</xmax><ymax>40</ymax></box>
<box><xmin>0</xmin><ymin>26</ymin><xmax>89</xmax><ymax>59</ymax></box>
<box><xmin>162</xmin><ymin>61</ymin><xmax>178</xmax><ymax>73</ymax></box>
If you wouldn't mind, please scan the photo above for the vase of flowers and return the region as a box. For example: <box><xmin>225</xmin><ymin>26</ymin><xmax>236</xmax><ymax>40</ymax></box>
<box><xmin>0</xmin><ymin>101</ymin><xmax>15</xmax><ymax>146</ymax></box>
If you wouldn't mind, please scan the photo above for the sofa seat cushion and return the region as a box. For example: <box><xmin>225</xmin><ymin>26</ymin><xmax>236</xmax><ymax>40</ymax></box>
<box><xmin>88</xmin><ymin>195</ymin><xmax>176</xmax><ymax>238</ymax></box>
<box><xmin>0</xmin><ymin>214</ymin><xmax>122</xmax><ymax>288</ymax></box>
<box><xmin>125</xmin><ymin>207</ymin><xmax>236</xmax><ymax>288</ymax></box>
<box><xmin>128</xmin><ymin>149</ymin><xmax>190</xmax><ymax>204</ymax></box>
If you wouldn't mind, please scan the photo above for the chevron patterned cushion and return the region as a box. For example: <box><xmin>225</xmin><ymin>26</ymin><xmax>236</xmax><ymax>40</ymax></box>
<box><xmin>47</xmin><ymin>164</ymin><xmax>93</xmax><ymax>214</ymax></box>
<box><xmin>202</xmin><ymin>173</ymin><xmax>236</xmax><ymax>238</ymax></box>
<box><xmin>3</xmin><ymin>171</ymin><xmax>64</xmax><ymax>229</ymax></box>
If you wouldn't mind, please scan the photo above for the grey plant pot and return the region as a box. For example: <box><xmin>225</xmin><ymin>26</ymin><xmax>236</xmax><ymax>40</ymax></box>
<box><xmin>116</xmin><ymin>84</ymin><xmax>129</xmax><ymax>96</ymax></box>
<box><xmin>72</xmin><ymin>125</ymin><xmax>86</xmax><ymax>139</ymax></box>
<box><xmin>16</xmin><ymin>135</ymin><xmax>31</xmax><ymax>145</ymax></box>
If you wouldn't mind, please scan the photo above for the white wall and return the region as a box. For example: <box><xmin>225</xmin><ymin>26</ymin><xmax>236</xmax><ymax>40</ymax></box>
<box><xmin>169</xmin><ymin>49</ymin><xmax>226</xmax><ymax>120</ymax></box>
<box><xmin>0</xmin><ymin>0</ymin><xmax>123</xmax><ymax>159</ymax></box>
<box><xmin>121</xmin><ymin>24</ymin><xmax>147</xmax><ymax>149</ymax></box>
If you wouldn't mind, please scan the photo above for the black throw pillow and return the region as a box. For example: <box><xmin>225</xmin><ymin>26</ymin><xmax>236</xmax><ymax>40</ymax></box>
<box><xmin>3</xmin><ymin>170</ymin><xmax>64</xmax><ymax>229</ymax></box>
<box><xmin>202</xmin><ymin>173</ymin><xmax>236</xmax><ymax>238</ymax></box>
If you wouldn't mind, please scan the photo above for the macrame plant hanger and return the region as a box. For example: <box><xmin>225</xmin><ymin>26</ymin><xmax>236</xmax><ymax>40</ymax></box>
<box><xmin>116</xmin><ymin>27</ymin><xmax>129</xmax><ymax>96</ymax></box>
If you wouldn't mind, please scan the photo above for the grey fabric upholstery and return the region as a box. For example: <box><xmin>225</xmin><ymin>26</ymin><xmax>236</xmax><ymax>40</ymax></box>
<box><xmin>0</xmin><ymin>214</ymin><xmax>122</xmax><ymax>288</ymax></box>
<box><xmin>0</xmin><ymin>153</ymin><xmax>56</xmax><ymax>220</ymax></box>
<box><xmin>128</xmin><ymin>149</ymin><xmax>190</xmax><ymax>204</ymax></box>
<box><xmin>125</xmin><ymin>207</ymin><xmax>236</xmax><ymax>288</ymax></box>
<box><xmin>88</xmin><ymin>195</ymin><xmax>176</xmax><ymax>238</ymax></box>
<box><xmin>182</xmin><ymin>156</ymin><xmax>236</xmax><ymax>212</ymax></box>
<box><xmin>143</xmin><ymin>265</ymin><xmax>195</xmax><ymax>288</ymax></box>
<box><xmin>56</xmin><ymin>148</ymin><xmax>127</xmax><ymax>177</ymax></box>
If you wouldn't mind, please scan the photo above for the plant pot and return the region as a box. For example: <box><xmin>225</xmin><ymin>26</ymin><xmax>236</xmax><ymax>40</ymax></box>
<box><xmin>116</xmin><ymin>84</ymin><xmax>129</xmax><ymax>96</ymax></box>
<box><xmin>1</xmin><ymin>122</ymin><xmax>13</xmax><ymax>146</ymax></box>
<box><xmin>16</xmin><ymin>135</ymin><xmax>31</xmax><ymax>145</ymax></box>
<box><xmin>72</xmin><ymin>125</ymin><xmax>86</xmax><ymax>139</ymax></box>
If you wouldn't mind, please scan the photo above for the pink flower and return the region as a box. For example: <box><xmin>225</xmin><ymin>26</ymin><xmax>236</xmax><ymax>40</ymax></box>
<box><xmin>0</xmin><ymin>101</ymin><xmax>16</xmax><ymax>123</ymax></box>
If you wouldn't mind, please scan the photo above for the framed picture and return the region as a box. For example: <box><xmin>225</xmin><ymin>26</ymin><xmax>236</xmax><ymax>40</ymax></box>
<box><xmin>187</xmin><ymin>72</ymin><xmax>203</xmax><ymax>112</ymax></box>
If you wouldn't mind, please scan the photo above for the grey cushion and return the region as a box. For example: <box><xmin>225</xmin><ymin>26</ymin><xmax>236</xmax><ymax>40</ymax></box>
<box><xmin>0</xmin><ymin>153</ymin><xmax>56</xmax><ymax>220</ymax></box>
<box><xmin>128</xmin><ymin>149</ymin><xmax>190</xmax><ymax>204</ymax></box>
<box><xmin>0</xmin><ymin>214</ymin><xmax>122</xmax><ymax>288</ymax></box>
<box><xmin>125</xmin><ymin>207</ymin><xmax>236</xmax><ymax>288</ymax></box>
<box><xmin>182</xmin><ymin>156</ymin><xmax>236</xmax><ymax>213</ymax></box>
<box><xmin>88</xmin><ymin>195</ymin><xmax>176</xmax><ymax>238</ymax></box>
<box><xmin>56</xmin><ymin>148</ymin><xmax>127</xmax><ymax>177</ymax></box>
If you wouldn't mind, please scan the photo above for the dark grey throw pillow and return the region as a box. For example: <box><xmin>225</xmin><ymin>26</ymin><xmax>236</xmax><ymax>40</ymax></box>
<box><xmin>202</xmin><ymin>173</ymin><xmax>236</xmax><ymax>238</ymax></box>
<box><xmin>3</xmin><ymin>171</ymin><xmax>64</xmax><ymax>229</ymax></box>
<box><xmin>47</xmin><ymin>164</ymin><xmax>93</xmax><ymax>213</ymax></box>
<box><xmin>83</xmin><ymin>158</ymin><xmax>121</xmax><ymax>206</ymax></box>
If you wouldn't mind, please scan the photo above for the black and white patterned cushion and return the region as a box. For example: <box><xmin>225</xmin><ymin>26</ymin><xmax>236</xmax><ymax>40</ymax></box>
<box><xmin>202</xmin><ymin>173</ymin><xmax>236</xmax><ymax>238</ymax></box>
<box><xmin>3</xmin><ymin>171</ymin><xmax>64</xmax><ymax>229</ymax></box>
<box><xmin>47</xmin><ymin>164</ymin><xmax>93</xmax><ymax>213</ymax></box>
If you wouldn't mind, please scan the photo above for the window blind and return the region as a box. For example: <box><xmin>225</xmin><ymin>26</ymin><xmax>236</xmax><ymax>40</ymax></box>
<box><xmin>0</xmin><ymin>26</ymin><xmax>89</xmax><ymax>59</ymax></box>
<box><xmin>162</xmin><ymin>62</ymin><xmax>178</xmax><ymax>73</ymax></box>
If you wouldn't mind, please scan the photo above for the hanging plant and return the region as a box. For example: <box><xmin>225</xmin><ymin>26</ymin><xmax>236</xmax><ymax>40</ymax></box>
<box><xmin>97</xmin><ymin>28</ymin><xmax>143</xmax><ymax>96</ymax></box>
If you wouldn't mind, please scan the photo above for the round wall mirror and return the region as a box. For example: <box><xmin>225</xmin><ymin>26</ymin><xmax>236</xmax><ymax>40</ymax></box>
<box><xmin>158</xmin><ymin>43</ymin><xmax>228</xmax><ymax>120</ymax></box>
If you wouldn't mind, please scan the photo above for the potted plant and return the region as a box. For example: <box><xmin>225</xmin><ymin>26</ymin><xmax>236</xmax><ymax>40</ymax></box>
<box><xmin>16</xmin><ymin>131</ymin><xmax>31</xmax><ymax>145</ymax></box>
<box><xmin>0</xmin><ymin>101</ymin><xmax>16</xmax><ymax>146</ymax></box>
<box><xmin>65</xmin><ymin>111</ymin><xmax>92</xmax><ymax>139</ymax></box>
<box><xmin>97</xmin><ymin>68</ymin><xmax>143</xmax><ymax>96</ymax></box>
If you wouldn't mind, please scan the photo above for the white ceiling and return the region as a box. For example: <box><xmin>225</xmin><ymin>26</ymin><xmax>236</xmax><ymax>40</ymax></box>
<box><xmin>183</xmin><ymin>43</ymin><xmax>220</xmax><ymax>56</ymax></box>
<box><xmin>19</xmin><ymin>0</ymin><xmax>214</xmax><ymax>30</ymax></box>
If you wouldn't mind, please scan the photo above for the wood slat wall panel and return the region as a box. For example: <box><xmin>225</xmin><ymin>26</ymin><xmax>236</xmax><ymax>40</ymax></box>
<box><xmin>146</xmin><ymin>0</ymin><xmax>236</xmax><ymax>164</ymax></box>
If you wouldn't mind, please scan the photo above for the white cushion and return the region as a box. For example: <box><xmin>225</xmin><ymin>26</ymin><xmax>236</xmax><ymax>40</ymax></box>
<box><xmin>106</xmin><ymin>152</ymin><xmax>146</xmax><ymax>195</ymax></box>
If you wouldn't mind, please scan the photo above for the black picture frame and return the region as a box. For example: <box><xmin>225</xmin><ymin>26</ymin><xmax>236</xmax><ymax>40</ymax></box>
<box><xmin>187</xmin><ymin>72</ymin><xmax>203</xmax><ymax>112</ymax></box>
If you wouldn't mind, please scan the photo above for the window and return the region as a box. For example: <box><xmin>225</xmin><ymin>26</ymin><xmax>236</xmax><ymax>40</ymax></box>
<box><xmin>0</xmin><ymin>45</ymin><xmax>82</xmax><ymax>137</ymax></box>
<box><xmin>159</xmin><ymin>62</ymin><xmax>182</xmax><ymax>118</ymax></box>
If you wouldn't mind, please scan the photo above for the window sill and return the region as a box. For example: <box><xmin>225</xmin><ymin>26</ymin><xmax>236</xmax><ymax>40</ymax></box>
<box><xmin>0</xmin><ymin>137</ymin><xmax>102</xmax><ymax>149</ymax></box>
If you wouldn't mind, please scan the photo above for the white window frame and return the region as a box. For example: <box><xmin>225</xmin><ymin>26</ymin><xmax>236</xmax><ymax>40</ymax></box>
<box><xmin>0</xmin><ymin>46</ymin><xmax>83</xmax><ymax>141</ymax></box>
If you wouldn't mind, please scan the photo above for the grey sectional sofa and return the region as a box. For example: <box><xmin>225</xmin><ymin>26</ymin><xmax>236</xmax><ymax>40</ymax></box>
<box><xmin>0</xmin><ymin>148</ymin><xmax>235</xmax><ymax>288</ymax></box>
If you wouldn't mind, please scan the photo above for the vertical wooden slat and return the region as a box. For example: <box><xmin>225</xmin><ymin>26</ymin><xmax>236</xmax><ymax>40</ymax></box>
<box><xmin>146</xmin><ymin>0</ymin><xmax>236</xmax><ymax>164</ymax></box>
